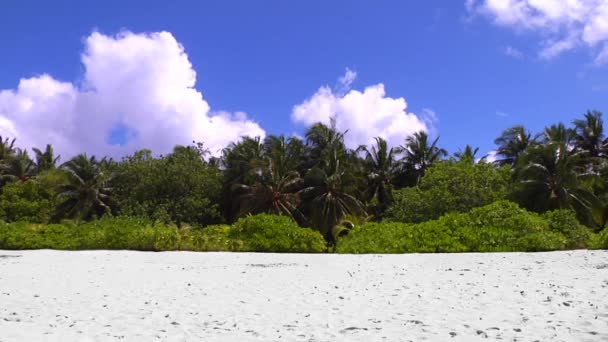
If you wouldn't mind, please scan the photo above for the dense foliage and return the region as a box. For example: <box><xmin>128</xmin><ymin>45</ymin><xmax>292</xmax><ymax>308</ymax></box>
<box><xmin>112</xmin><ymin>147</ymin><xmax>223</xmax><ymax>226</ymax></box>
<box><xmin>386</xmin><ymin>160</ymin><xmax>511</xmax><ymax>223</ymax></box>
<box><xmin>336</xmin><ymin>201</ymin><xmax>596</xmax><ymax>253</ymax></box>
<box><xmin>0</xmin><ymin>215</ymin><xmax>325</xmax><ymax>253</ymax></box>
<box><xmin>1</xmin><ymin>109</ymin><xmax>608</xmax><ymax>252</ymax></box>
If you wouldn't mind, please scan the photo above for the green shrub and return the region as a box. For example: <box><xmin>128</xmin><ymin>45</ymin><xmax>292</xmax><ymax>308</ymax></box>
<box><xmin>0</xmin><ymin>180</ymin><xmax>55</xmax><ymax>223</ymax></box>
<box><xmin>337</xmin><ymin>201</ymin><xmax>581</xmax><ymax>254</ymax></box>
<box><xmin>543</xmin><ymin>210</ymin><xmax>591</xmax><ymax>249</ymax></box>
<box><xmin>590</xmin><ymin>229</ymin><xmax>608</xmax><ymax>250</ymax></box>
<box><xmin>515</xmin><ymin>231</ymin><xmax>568</xmax><ymax>252</ymax></box>
<box><xmin>465</xmin><ymin>200</ymin><xmax>547</xmax><ymax>232</ymax></box>
<box><xmin>386</xmin><ymin>161</ymin><xmax>511</xmax><ymax>223</ymax></box>
<box><xmin>0</xmin><ymin>215</ymin><xmax>325</xmax><ymax>253</ymax></box>
<box><xmin>230</xmin><ymin>214</ymin><xmax>326</xmax><ymax>253</ymax></box>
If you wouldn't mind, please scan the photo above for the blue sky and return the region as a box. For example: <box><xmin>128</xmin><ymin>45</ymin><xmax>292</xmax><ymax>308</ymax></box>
<box><xmin>1</xmin><ymin>0</ymin><xmax>607</xmax><ymax>158</ymax></box>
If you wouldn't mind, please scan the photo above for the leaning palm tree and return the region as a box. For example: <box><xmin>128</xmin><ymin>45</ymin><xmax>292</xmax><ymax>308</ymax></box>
<box><xmin>32</xmin><ymin>144</ymin><xmax>60</xmax><ymax>173</ymax></box>
<box><xmin>396</xmin><ymin>131</ymin><xmax>447</xmax><ymax>185</ymax></box>
<box><xmin>494</xmin><ymin>125</ymin><xmax>536</xmax><ymax>167</ymax></box>
<box><xmin>360</xmin><ymin>137</ymin><xmax>397</xmax><ymax>213</ymax></box>
<box><xmin>0</xmin><ymin>149</ymin><xmax>36</xmax><ymax>183</ymax></box>
<box><xmin>55</xmin><ymin>154</ymin><xmax>113</xmax><ymax>221</ymax></box>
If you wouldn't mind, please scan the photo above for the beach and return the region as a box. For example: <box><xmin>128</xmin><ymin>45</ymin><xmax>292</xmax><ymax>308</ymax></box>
<box><xmin>0</xmin><ymin>250</ymin><xmax>607</xmax><ymax>341</ymax></box>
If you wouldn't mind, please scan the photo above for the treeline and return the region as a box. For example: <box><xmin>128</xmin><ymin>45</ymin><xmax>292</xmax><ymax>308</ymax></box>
<box><xmin>1</xmin><ymin>111</ymin><xmax>608</xmax><ymax>251</ymax></box>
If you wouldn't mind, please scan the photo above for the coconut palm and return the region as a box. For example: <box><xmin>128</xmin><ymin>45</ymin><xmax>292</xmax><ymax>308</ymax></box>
<box><xmin>263</xmin><ymin>135</ymin><xmax>305</xmax><ymax>179</ymax></box>
<box><xmin>454</xmin><ymin>145</ymin><xmax>482</xmax><ymax>163</ymax></box>
<box><xmin>298</xmin><ymin>159</ymin><xmax>366</xmax><ymax>243</ymax></box>
<box><xmin>517</xmin><ymin>142</ymin><xmax>599</xmax><ymax>220</ymax></box>
<box><xmin>55</xmin><ymin>154</ymin><xmax>113</xmax><ymax>220</ymax></box>
<box><xmin>32</xmin><ymin>144</ymin><xmax>60</xmax><ymax>173</ymax></box>
<box><xmin>396</xmin><ymin>131</ymin><xmax>447</xmax><ymax>185</ymax></box>
<box><xmin>542</xmin><ymin>123</ymin><xmax>574</xmax><ymax>146</ymax></box>
<box><xmin>222</xmin><ymin>136</ymin><xmax>266</xmax><ymax>183</ymax></box>
<box><xmin>360</xmin><ymin>137</ymin><xmax>397</xmax><ymax>213</ymax></box>
<box><xmin>0</xmin><ymin>149</ymin><xmax>36</xmax><ymax>183</ymax></box>
<box><xmin>494</xmin><ymin>125</ymin><xmax>536</xmax><ymax>167</ymax></box>
<box><xmin>231</xmin><ymin>170</ymin><xmax>304</xmax><ymax>221</ymax></box>
<box><xmin>231</xmin><ymin>135</ymin><xmax>306</xmax><ymax>221</ymax></box>
<box><xmin>0</xmin><ymin>135</ymin><xmax>17</xmax><ymax>162</ymax></box>
<box><xmin>304</xmin><ymin>119</ymin><xmax>348</xmax><ymax>173</ymax></box>
<box><xmin>573</xmin><ymin>110</ymin><xmax>605</xmax><ymax>158</ymax></box>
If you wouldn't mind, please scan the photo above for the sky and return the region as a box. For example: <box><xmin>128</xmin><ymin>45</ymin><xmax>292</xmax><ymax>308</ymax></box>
<box><xmin>1</xmin><ymin>0</ymin><xmax>607</xmax><ymax>159</ymax></box>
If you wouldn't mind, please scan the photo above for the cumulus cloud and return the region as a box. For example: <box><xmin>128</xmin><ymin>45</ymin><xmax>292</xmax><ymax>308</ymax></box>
<box><xmin>0</xmin><ymin>31</ymin><xmax>265</xmax><ymax>159</ymax></box>
<box><xmin>291</xmin><ymin>71</ymin><xmax>428</xmax><ymax>149</ymax></box>
<box><xmin>467</xmin><ymin>0</ymin><xmax>608</xmax><ymax>64</ymax></box>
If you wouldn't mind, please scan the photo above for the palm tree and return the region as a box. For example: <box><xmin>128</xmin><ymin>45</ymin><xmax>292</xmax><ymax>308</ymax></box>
<box><xmin>231</xmin><ymin>170</ymin><xmax>304</xmax><ymax>221</ymax></box>
<box><xmin>32</xmin><ymin>144</ymin><xmax>60</xmax><ymax>173</ymax></box>
<box><xmin>230</xmin><ymin>135</ymin><xmax>306</xmax><ymax>221</ymax></box>
<box><xmin>542</xmin><ymin>123</ymin><xmax>574</xmax><ymax>146</ymax></box>
<box><xmin>55</xmin><ymin>154</ymin><xmax>113</xmax><ymax>220</ymax></box>
<box><xmin>0</xmin><ymin>135</ymin><xmax>17</xmax><ymax>162</ymax></box>
<box><xmin>573</xmin><ymin>110</ymin><xmax>605</xmax><ymax>158</ymax></box>
<box><xmin>517</xmin><ymin>142</ymin><xmax>599</xmax><ymax>221</ymax></box>
<box><xmin>263</xmin><ymin>135</ymin><xmax>305</xmax><ymax>179</ymax></box>
<box><xmin>304</xmin><ymin>119</ymin><xmax>348</xmax><ymax>173</ymax></box>
<box><xmin>396</xmin><ymin>131</ymin><xmax>447</xmax><ymax>185</ymax></box>
<box><xmin>453</xmin><ymin>145</ymin><xmax>482</xmax><ymax>163</ymax></box>
<box><xmin>298</xmin><ymin>159</ymin><xmax>366</xmax><ymax>243</ymax></box>
<box><xmin>494</xmin><ymin>125</ymin><xmax>536</xmax><ymax>167</ymax></box>
<box><xmin>222</xmin><ymin>136</ymin><xmax>266</xmax><ymax>184</ymax></box>
<box><xmin>361</xmin><ymin>137</ymin><xmax>397</xmax><ymax>214</ymax></box>
<box><xmin>0</xmin><ymin>149</ymin><xmax>36</xmax><ymax>183</ymax></box>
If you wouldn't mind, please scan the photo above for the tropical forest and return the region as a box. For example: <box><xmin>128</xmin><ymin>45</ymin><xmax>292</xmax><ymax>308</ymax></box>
<box><xmin>2</xmin><ymin>112</ymin><xmax>608</xmax><ymax>253</ymax></box>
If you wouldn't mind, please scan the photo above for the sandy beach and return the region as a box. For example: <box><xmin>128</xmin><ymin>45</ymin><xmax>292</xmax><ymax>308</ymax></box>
<box><xmin>0</xmin><ymin>250</ymin><xmax>607</xmax><ymax>341</ymax></box>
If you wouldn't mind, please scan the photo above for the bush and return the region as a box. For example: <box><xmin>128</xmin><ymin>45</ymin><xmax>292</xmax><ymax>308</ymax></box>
<box><xmin>0</xmin><ymin>214</ymin><xmax>326</xmax><ymax>253</ymax></box>
<box><xmin>337</xmin><ymin>201</ymin><xmax>585</xmax><ymax>254</ymax></box>
<box><xmin>230</xmin><ymin>214</ymin><xmax>326</xmax><ymax>253</ymax></box>
<box><xmin>0</xmin><ymin>180</ymin><xmax>55</xmax><ymax>223</ymax></box>
<box><xmin>543</xmin><ymin>209</ymin><xmax>591</xmax><ymax>249</ymax></box>
<box><xmin>590</xmin><ymin>229</ymin><xmax>608</xmax><ymax>250</ymax></box>
<box><xmin>112</xmin><ymin>148</ymin><xmax>223</xmax><ymax>227</ymax></box>
<box><xmin>466</xmin><ymin>200</ymin><xmax>547</xmax><ymax>232</ymax></box>
<box><xmin>386</xmin><ymin>161</ymin><xmax>511</xmax><ymax>223</ymax></box>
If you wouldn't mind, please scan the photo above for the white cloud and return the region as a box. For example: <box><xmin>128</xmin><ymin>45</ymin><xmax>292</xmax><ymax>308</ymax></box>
<box><xmin>467</xmin><ymin>0</ymin><xmax>608</xmax><ymax>64</ymax></box>
<box><xmin>504</xmin><ymin>45</ymin><xmax>524</xmax><ymax>59</ymax></box>
<box><xmin>485</xmin><ymin>150</ymin><xmax>499</xmax><ymax>163</ymax></box>
<box><xmin>292</xmin><ymin>71</ymin><xmax>428</xmax><ymax>149</ymax></box>
<box><xmin>335</xmin><ymin>68</ymin><xmax>357</xmax><ymax>95</ymax></box>
<box><xmin>0</xmin><ymin>31</ymin><xmax>265</xmax><ymax>159</ymax></box>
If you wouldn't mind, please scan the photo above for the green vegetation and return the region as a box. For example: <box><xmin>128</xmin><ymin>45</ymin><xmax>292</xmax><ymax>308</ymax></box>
<box><xmin>386</xmin><ymin>160</ymin><xmax>510</xmax><ymax>223</ymax></box>
<box><xmin>0</xmin><ymin>215</ymin><xmax>325</xmax><ymax>253</ymax></box>
<box><xmin>337</xmin><ymin>201</ymin><xmax>594</xmax><ymax>253</ymax></box>
<box><xmin>1</xmin><ymin>110</ymin><xmax>608</xmax><ymax>253</ymax></box>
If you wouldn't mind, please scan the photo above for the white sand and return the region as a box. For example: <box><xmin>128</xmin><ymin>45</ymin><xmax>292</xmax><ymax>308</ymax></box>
<box><xmin>0</xmin><ymin>250</ymin><xmax>607</xmax><ymax>341</ymax></box>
